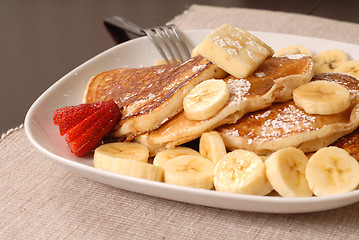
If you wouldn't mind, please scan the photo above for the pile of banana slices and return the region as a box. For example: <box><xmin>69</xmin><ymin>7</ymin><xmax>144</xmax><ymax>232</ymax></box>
<box><xmin>275</xmin><ymin>45</ymin><xmax>359</xmax><ymax>80</ymax></box>
<box><xmin>94</xmin><ymin>129</ymin><xmax>359</xmax><ymax>198</ymax></box>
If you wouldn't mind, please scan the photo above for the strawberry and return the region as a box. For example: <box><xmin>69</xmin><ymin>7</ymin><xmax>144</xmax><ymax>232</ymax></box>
<box><xmin>53</xmin><ymin>103</ymin><xmax>104</xmax><ymax>135</ymax></box>
<box><xmin>53</xmin><ymin>101</ymin><xmax>121</xmax><ymax>157</ymax></box>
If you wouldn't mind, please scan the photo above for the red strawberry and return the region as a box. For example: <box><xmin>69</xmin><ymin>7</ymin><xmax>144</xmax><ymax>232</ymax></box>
<box><xmin>53</xmin><ymin>101</ymin><xmax>121</xmax><ymax>157</ymax></box>
<box><xmin>53</xmin><ymin>103</ymin><xmax>104</xmax><ymax>135</ymax></box>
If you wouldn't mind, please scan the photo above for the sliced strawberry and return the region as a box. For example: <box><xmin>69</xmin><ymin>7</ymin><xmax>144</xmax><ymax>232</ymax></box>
<box><xmin>53</xmin><ymin>103</ymin><xmax>104</xmax><ymax>135</ymax></box>
<box><xmin>66</xmin><ymin>113</ymin><xmax>117</xmax><ymax>156</ymax></box>
<box><xmin>53</xmin><ymin>101</ymin><xmax>121</xmax><ymax>157</ymax></box>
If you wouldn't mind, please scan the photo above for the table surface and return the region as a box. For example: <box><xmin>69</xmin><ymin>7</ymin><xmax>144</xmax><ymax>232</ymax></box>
<box><xmin>1</xmin><ymin>0</ymin><xmax>359</xmax><ymax>134</ymax></box>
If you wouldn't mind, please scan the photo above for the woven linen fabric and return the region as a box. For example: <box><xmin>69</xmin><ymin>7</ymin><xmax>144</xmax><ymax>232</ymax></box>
<box><xmin>170</xmin><ymin>4</ymin><xmax>359</xmax><ymax>45</ymax></box>
<box><xmin>2</xmin><ymin>4</ymin><xmax>359</xmax><ymax>239</ymax></box>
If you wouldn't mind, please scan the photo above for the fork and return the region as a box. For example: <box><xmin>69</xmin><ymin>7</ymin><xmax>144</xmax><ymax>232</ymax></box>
<box><xmin>104</xmin><ymin>16</ymin><xmax>191</xmax><ymax>63</ymax></box>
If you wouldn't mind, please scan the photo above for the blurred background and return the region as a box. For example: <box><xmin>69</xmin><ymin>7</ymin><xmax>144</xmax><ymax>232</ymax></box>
<box><xmin>1</xmin><ymin>0</ymin><xmax>358</xmax><ymax>134</ymax></box>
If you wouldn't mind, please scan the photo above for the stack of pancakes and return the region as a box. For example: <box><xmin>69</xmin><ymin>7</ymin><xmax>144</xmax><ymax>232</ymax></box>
<box><xmin>83</xmin><ymin>54</ymin><xmax>359</xmax><ymax>159</ymax></box>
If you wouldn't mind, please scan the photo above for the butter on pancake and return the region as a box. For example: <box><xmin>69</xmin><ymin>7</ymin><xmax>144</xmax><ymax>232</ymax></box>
<box><xmin>218</xmin><ymin>73</ymin><xmax>359</xmax><ymax>156</ymax></box>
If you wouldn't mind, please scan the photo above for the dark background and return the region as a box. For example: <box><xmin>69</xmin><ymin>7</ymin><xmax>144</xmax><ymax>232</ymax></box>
<box><xmin>1</xmin><ymin>0</ymin><xmax>358</xmax><ymax>134</ymax></box>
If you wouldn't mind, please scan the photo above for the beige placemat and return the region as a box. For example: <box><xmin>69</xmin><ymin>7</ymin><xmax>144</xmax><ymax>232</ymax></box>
<box><xmin>2</xmin><ymin>4</ymin><xmax>359</xmax><ymax>239</ymax></box>
<box><xmin>170</xmin><ymin>4</ymin><xmax>359</xmax><ymax>45</ymax></box>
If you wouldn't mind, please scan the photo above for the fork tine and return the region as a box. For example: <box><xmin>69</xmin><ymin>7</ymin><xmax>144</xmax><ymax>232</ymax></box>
<box><xmin>167</xmin><ymin>25</ymin><xmax>191</xmax><ymax>60</ymax></box>
<box><xmin>143</xmin><ymin>25</ymin><xmax>190</xmax><ymax>64</ymax></box>
<box><xmin>105</xmin><ymin>17</ymin><xmax>190</xmax><ymax>62</ymax></box>
<box><xmin>143</xmin><ymin>29</ymin><xmax>170</xmax><ymax>63</ymax></box>
<box><xmin>161</xmin><ymin>27</ymin><xmax>184</xmax><ymax>61</ymax></box>
<box><xmin>154</xmin><ymin>28</ymin><xmax>178</xmax><ymax>62</ymax></box>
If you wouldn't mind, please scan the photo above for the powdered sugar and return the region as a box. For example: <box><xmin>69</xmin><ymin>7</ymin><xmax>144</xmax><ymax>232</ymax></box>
<box><xmin>227</xmin><ymin>77</ymin><xmax>251</xmax><ymax>103</ymax></box>
<box><xmin>285</xmin><ymin>54</ymin><xmax>307</xmax><ymax>60</ymax></box>
<box><xmin>246</xmin><ymin>104</ymin><xmax>318</xmax><ymax>142</ymax></box>
<box><xmin>255</xmin><ymin>72</ymin><xmax>266</xmax><ymax>78</ymax></box>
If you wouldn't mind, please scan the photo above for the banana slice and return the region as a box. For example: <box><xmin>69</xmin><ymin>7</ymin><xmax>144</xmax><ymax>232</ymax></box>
<box><xmin>255</xmin><ymin>178</ymin><xmax>274</xmax><ymax>196</ymax></box>
<box><xmin>199</xmin><ymin>131</ymin><xmax>227</xmax><ymax>165</ymax></box>
<box><xmin>183</xmin><ymin>79</ymin><xmax>229</xmax><ymax>120</ymax></box>
<box><xmin>274</xmin><ymin>45</ymin><xmax>313</xmax><ymax>57</ymax></box>
<box><xmin>95</xmin><ymin>157</ymin><xmax>163</xmax><ymax>181</ymax></box>
<box><xmin>293</xmin><ymin>80</ymin><xmax>351</xmax><ymax>115</ymax></box>
<box><xmin>213</xmin><ymin>149</ymin><xmax>268</xmax><ymax>195</ymax></box>
<box><xmin>313</xmin><ymin>49</ymin><xmax>349</xmax><ymax>73</ymax></box>
<box><xmin>163</xmin><ymin>155</ymin><xmax>214</xmax><ymax>189</ymax></box>
<box><xmin>196</xmin><ymin>23</ymin><xmax>274</xmax><ymax>78</ymax></box>
<box><xmin>94</xmin><ymin>142</ymin><xmax>149</xmax><ymax>163</ymax></box>
<box><xmin>94</xmin><ymin>142</ymin><xmax>163</xmax><ymax>181</ymax></box>
<box><xmin>265</xmin><ymin>147</ymin><xmax>313</xmax><ymax>197</ymax></box>
<box><xmin>191</xmin><ymin>45</ymin><xmax>200</xmax><ymax>57</ymax></box>
<box><xmin>334</xmin><ymin>60</ymin><xmax>359</xmax><ymax>80</ymax></box>
<box><xmin>305</xmin><ymin>146</ymin><xmax>359</xmax><ymax>196</ymax></box>
<box><xmin>154</xmin><ymin>59</ymin><xmax>179</xmax><ymax>65</ymax></box>
<box><xmin>153</xmin><ymin>146</ymin><xmax>200</xmax><ymax>168</ymax></box>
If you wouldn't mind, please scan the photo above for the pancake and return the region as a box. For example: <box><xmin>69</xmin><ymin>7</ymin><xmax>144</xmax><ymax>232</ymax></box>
<box><xmin>218</xmin><ymin>73</ymin><xmax>359</xmax><ymax>156</ymax></box>
<box><xmin>135</xmin><ymin>55</ymin><xmax>314</xmax><ymax>156</ymax></box>
<box><xmin>332</xmin><ymin>127</ymin><xmax>359</xmax><ymax>161</ymax></box>
<box><xmin>83</xmin><ymin>55</ymin><xmax>227</xmax><ymax>139</ymax></box>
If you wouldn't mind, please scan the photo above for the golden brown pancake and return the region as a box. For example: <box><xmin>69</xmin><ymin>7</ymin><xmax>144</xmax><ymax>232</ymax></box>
<box><xmin>218</xmin><ymin>73</ymin><xmax>359</xmax><ymax>156</ymax></box>
<box><xmin>332</xmin><ymin>128</ymin><xmax>359</xmax><ymax>161</ymax></box>
<box><xmin>136</xmin><ymin>55</ymin><xmax>314</xmax><ymax>156</ymax></box>
<box><xmin>83</xmin><ymin>56</ymin><xmax>227</xmax><ymax>139</ymax></box>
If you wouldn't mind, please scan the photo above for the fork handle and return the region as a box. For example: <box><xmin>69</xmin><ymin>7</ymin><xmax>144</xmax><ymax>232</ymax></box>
<box><xmin>104</xmin><ymin>16</ymin><xmax>145</xmax><ymax>36</ymax></box>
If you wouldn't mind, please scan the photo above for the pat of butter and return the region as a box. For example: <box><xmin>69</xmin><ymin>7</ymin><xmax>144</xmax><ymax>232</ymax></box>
<box><xmin>196</xmin><ymin>24</ymin><xmax>274</xmax><ymax>78</ymax></box>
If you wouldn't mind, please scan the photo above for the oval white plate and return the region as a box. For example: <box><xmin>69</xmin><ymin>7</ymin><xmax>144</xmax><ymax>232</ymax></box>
<box><xmin>24</xmin><ymin>30</ymin><xmax>359</xmax><ymax>213</ymax></box>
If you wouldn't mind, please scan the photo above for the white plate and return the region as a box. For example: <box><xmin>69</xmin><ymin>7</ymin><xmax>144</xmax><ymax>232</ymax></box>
<box><xmin>24</xmin><ymin>30</ymin><xmax>359</xmax><ymax>213</ymax></box>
